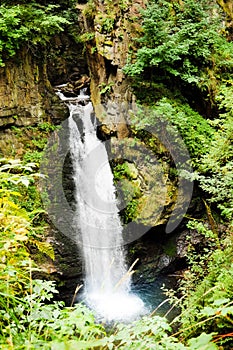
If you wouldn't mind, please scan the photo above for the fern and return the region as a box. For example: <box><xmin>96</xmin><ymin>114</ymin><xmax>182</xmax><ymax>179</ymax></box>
<box><xmin>31</xmin><ymin>239</ymin><xmax>55</xmax><ymax>260</ymax></box>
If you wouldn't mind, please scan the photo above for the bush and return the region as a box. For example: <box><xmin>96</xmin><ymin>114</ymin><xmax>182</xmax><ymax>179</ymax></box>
<box><xmin>171</xmin><ymin>229</ymin><xmax>233</xmax><ymax>348</ymax></box>
<box><xmin>124</xmin><ymin>0</ymin><xmax>222</xmax><ymax>86</ymax></box>
<box><xmin>0</xmin><ymin>3</ymin><xmax>71</xmax><ymax>66</ymax></box>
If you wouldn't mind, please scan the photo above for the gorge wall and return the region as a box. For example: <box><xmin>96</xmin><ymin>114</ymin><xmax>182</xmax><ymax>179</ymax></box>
<box><xmin>0</xmin><ymin>0</ymin><xmax>206</xmax><ymax>301</ymax></box>
<box><xmin>0</xmin><ymin>30</ymin><xmax>88</xmax><ymax>156</ymax></box>
<box><xmin>0</xmin><ymin>48</ymin><xmax>67</xmax><ymax>156</ymax></box>
<box><xmin>81</xmin><ymin>0</ymin><xmax>188</xmax><ymax>231</ymax></box>
<box><xmin>83</xmin><ymin>0</ymin><xmax>145</xmax><ymax>137</ymax></box>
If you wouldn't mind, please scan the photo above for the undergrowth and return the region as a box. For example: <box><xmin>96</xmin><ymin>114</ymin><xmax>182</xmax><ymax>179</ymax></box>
<box><xmin>1</xmin><ymin>88</ymin><xmax>232</xmax><ymax>349</ymax></box>
<box><xmin>1</xmin><ymin>158</ymin><xmax>230</xmax><ymax>349</ymax></box>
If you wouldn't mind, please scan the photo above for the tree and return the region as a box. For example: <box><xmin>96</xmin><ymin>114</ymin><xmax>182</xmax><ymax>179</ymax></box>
<box><xmin>124</xmin><ymin>0</ymin><xmax>222</xmax><ymax>87</ymax></box>
<box><xmin>0</xmin><ymin>2</ymin><xmax>72</xmax><ymax>66</ymax></box>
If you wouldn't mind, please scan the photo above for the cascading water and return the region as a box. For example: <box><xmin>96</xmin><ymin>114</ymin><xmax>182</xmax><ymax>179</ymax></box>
<box><xmin>57</xmin><ymin>88</ymin><xmax>145</xmax><ymax>321</ymax></box>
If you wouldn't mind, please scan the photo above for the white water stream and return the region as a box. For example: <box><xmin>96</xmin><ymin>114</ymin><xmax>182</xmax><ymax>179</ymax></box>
<box><xmin>57</xmin><ymin>89</ymin><xmax>145</xmax><ymax>321</ymax></box>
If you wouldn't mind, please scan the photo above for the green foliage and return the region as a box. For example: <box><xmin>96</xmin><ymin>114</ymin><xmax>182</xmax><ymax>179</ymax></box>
<box><xmin>118</xmin><ymin>0</ymin><xmax>129</xmax><ymax>12</ymax></box>
<box><xmin>0</xmin><ymin>157</ymin><xmax>52</xmax><ymax>255</ymax></box>
<box><xmin>211</xmin><ymin>36</ymin><xmax>233</xmax><ymax>80</ymax></box>
<box><xmin>96</xmin><ymin>13</ymin><xmax>115</xmax><ymax>33</ymax></box>
<box><xmin>10</xmin><ymin>122</ymin><xmax>59</xmax><ymax>165</ymax></box>
<box><xmin>0</xmin><ymin>3</ymin><xmax>70</xmax><ymax>66</ymax></box>
<box><xmin>31</xmin><ymin>137</ymin><xmax>48</xmax><ymax>150</ymax></box>
<box><xmin>216</xmin><ymin>82</ymin><xmax>233</xmax><ymax>115</ymax></box>
<box><xmin>187</xmin><ymin>333</ymin><xmax>218</xmax><ymax>350</ymax></box>
<box><xmin>124</xmin><ymin>0</ymin><xmax>223</xmax><ymax>86</ymax></box>
<box><xmin>5</xmin><ymin>285</ymin><xmax>107</xmax><ymax>349</ymax></box>
<box><xmin>0</xmin><ymin>159</ymin><xmax>53</xmax><ymax>327</ymax></box>
<box><xmin>99</xmin><ymin>82</ymin><xmax>115</xmax><ymax>95</ymax></box>
<box><xmin>126</xmin><ymin>99</ymin><xmax>214</xmax><ymax>168</ymax></box>
<box><xmin>0</xmin><ymin>162</ymin><xmax>222</xmax><ymax>349</ymax></box>
<box><xmin>112</xmin><ymin>316</ymin><xmax>182</xmax><ymax>349</ymax></box>
<box><xmin>0</xmin><ymin>158</ymin><xmax>37</xmax><ymax>187</ymax></box>
<box><xmin>151</xmin><ymin>98</ymin><xmax>214</xmax><ymax>162</ymax></box>
<box><xmin>82</xmin><ymin>0</ymin><xmax>96</xmax><ymax>22</ymax></box>
<box><xmin>123</xmin><ymin>1</ymin><xmax>233</xmax><ymax>346</ymax></box>
<box><xmin>171</xmin><ymin>232</ymin><xmax>233</xmax><ymax>348</ymax></box>
<box><xmin>37</xmin><ymin>122</ymin><xmax>58</xmax><ymax>133</ymax></box>
<box><xmin>195</xmin><ymin>116</ymin><xmax>233</xmax><ymax>224</ymax></box>
<box><xmin>113</xmin><ymin>162</ymin><xmax>137</xmax><ymax>181</ymax></box>
<box><xmin>79</xmin><ymin>31</ymin><xmax>95</xmax><ymax>42</ymax></box>
<box><xmin>23</xmin><ymin>150</ymin><xmax>43</xmax><ymax>164</ymax></box>
<box><xmin>193</xmin><ymin>79</ymin><xmax>233</xmax><ymax>224</ymax></box>
<box><xmin>112</xmin><ymin>162</ymin><xmax>141</xmax><ymax>223</ymax></box>
<box><xmin>0</xmin><ymin>267</ymin><xmax>218</xmax><ymax>349</ymax></box>
<box><xmin>123</xmin><ymin>0</ymin><xmax>232</xmax><ymax>212</ymax></box>
<box><xmin>0</xmin><ymin>158</ymin><xmax>40</xmax><ymax>211</ymax></box>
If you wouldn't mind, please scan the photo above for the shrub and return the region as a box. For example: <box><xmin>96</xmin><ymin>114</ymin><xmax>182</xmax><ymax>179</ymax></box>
<box><xmin>0</xmin><ymin>3</ymin><xmax>70</xmax><ymax>66</ymax></box>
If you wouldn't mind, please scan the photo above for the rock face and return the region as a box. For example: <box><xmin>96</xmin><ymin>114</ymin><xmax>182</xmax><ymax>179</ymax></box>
<box><xmin>0</xmin><ymin>31</ymin><xmax>88</xmax><ymax>156</ymax></box>
<box><xmin>217</xmin><ymin>0</ymin><xmax>233</xmax><ymax>40</ymax></box>
<box><xmin>83</xmin><ymin>0</ymin><xmax>146</xmax><ymax>137</ymax></box>
<box><xmin>47</xmin><ymin>33</ymin><xmax>89</xmax><ymax>86</ymax></box>
<box><xmin>0</xmin><ymin>49</ymin><xmax>65</xmax><ymax>128</ymax></box>
<box><xmin>79</xmin><ymin>0</ymin><xmax>185</xmax><ymax>231</ymax></box>
<box><xmin>0</xmin><ymin>48</ymin><xmax>68</xmax><ymax>156</ymax></box>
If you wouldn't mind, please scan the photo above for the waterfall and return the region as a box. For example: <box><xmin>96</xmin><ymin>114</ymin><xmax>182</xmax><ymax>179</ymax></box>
<box><xmin>58</xmin><ymin>88</ymin><xmax>145</xmax><ymax>321</ymax></box>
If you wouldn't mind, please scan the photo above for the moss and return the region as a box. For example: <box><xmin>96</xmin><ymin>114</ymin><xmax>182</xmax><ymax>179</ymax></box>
<box><xmin>163</xmin><ymin>236</ymin><xmax>177</xmax><ymax>257</ymax></box>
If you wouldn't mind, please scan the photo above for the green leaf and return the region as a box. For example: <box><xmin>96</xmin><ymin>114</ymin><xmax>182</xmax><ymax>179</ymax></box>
<box><xmin>188</xmin><ymin>333</ymin><xmax>218</xmax><ymax>350</ymax></box>
<box><xmin>212</xmin><ymin>298</ymin><xmax>230</xmax><ymax>306</ymax></box>
<box><xmin>201</xmin><ymin>307</ymin><xmax>216</xmax><ymax>317</ymax></box>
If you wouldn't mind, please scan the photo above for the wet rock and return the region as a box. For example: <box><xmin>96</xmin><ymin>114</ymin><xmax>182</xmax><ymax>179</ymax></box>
<box><xmin>73</xmin><ymin>75</ymin><xmax>91</xmax><ymax>93</ymax></box>
<box><xmin>55</xmin><ymin>75</ymin><xmax>91</xmax><ymax>97</ymax></box>
<box><xmin>47</xmin><ymin>32</ymin><xmax>88</xmax><ymax>86</ymax></box>
<box><xmin>176</xmin><ymin>229</ymin><xmax>205</xmax><ymax>258</ymax></box>
<box><xmin>0</xmin><ymin>48</ymin><xmax>69</xmax><ymax>135</ymax></box>
<box><xmin>157</xmin><ymin>254</ymin><xmax>174</xmax><ymax>271</ymax></box>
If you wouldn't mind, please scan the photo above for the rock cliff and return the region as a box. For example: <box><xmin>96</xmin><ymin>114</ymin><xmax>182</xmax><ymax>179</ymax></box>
<box><xmin>0</xmin><ymin>0</ymin><xmax>195</xmax><ymax>299</ymax></box>
<box><xmin>0</xmin><ymin>48</ymin><xmax>67</xmax><ymax>155</ymax></box>
<box><xmin>82</xmin><ymin>0</ymin><xmax>146</xmax><ymax>137</ymax></box>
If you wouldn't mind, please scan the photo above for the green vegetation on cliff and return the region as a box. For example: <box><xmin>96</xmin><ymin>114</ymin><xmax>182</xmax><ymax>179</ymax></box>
<box><xmin>124</xmin><ymin>0</ymin><xmax>233</xmax><ymax>225</ymax></box>
<box><xmin>123</xmin><ymin>0</ymin><xmax>233</xmax><ymax>347</ymax></box>
<box><xmin>0</xmin><ymin>0</ymin><xmax>78</xmax><ymax>66</ymax></box>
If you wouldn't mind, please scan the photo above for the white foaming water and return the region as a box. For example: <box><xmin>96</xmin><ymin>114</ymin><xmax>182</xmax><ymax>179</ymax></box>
<box><xmin>58</xmin><ymin>88</ymin><xmax>145</xmax><ymax>321</ymax></box>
